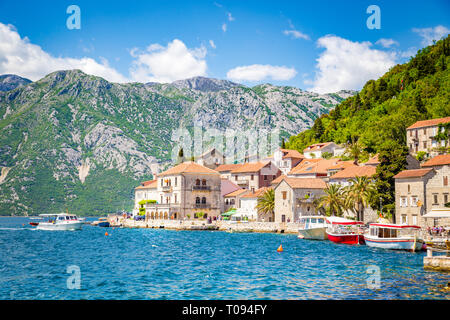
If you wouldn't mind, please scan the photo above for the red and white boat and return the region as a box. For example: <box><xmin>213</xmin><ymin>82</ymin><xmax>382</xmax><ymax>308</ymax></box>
<box><xmin>325</xmin><ymin>217</ymin><xmax>365</xmax><ymax>245</ymax></box>
<box><xmin>364</xmin><ymin>223</ymin><xmax>423</xmax><ymax>251</ymax></box>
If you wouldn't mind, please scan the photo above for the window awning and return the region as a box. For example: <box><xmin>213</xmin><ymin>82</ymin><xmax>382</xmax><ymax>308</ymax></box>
<box><xmin>422</xmin><ymin>208</ymin><xmax>450</xmax><ymax>219</ymax></box>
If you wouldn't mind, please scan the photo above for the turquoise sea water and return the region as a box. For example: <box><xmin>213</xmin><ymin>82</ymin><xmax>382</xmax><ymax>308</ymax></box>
<box><xmin>0</xmin><ymin>217</ymin><xmax>448</xmax><ymax>300</ymax></box>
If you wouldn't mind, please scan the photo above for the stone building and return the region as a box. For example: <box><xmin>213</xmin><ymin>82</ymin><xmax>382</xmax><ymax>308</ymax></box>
<box><xmin>230</xmin><ymin>161</ymin><xmax>281</xmax><ymax>192</ymax></box>
<box><xmin>271</xmin><ymin>148</ymin><xmax>304</xmax><ymax>175</ymax></box>
<box><xmin>273</xmin><ymin>177</ymin><xmax>327</xmax><ymax>223</ymax></box>
<box><xmin>406</xmin><ymin>116</ymin><xmax>450</xmax><ymax>157</ymax></box>
<box><xmin>138</xmin><ymin>161</ymin><xmax>221</xmax><ymax>220</ymax></box>
<box><xmin>223</xmin><ymin>189</ymin><xmax>249</xmax><ymax>213</ymax></box>
<box><xmin>133</xmin><ymin>180</ymin><xmax>158</xmax><ymax>214</ymax></box>
<box><xmin>215</xmin><ymin>163</ymin><xmax>243</xmax><ymax>180</ymax></box>
<box><xmin>194</xmin><ymin>148</ymin><xmax>225</xmax><ymax>170</ymax></box>
<box><xmin>394</xmin><ymin>154</ymin><xmax>450</xmax><ymax>227</ymax></box>
<box><xmin>303</xmin><ymin>142</ymin><xmax>339</xmax><ymax>159</ymax></box>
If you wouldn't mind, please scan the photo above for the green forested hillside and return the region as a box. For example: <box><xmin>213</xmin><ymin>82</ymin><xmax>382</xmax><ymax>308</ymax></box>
<box><xmin>287</xmin><ymin>35</ymin><xmax>450</xmax><ymax>154</ymax></box>
<box><xmin>287</xmin><ymin>35</ymin><xmax>449</xmax><ymax>218</ymax></box>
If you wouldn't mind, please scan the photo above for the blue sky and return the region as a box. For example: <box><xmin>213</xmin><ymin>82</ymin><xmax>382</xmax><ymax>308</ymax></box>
<box><xmin>0</xmin><ymin>0</ymin><xmax>449</xmax><ymax>92</ymax></box>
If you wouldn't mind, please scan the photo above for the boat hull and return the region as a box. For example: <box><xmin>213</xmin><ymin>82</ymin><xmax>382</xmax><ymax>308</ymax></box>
<box><xmin>36</xmin><ymin>222</ymin><xmax>83</xmax><ymax>231</ymax></box>
<box><xmin>298</xmin><ymin>227</ymin><xmax>328</xmax><ymax>240</ymax></box>
<box><xmin>327</xmin><ymin>232</ymin><xmax>365</xmax><ymax>245</ymax></box>
<box><xmin>97</xmin><ymin>222</ymin><xmax>110</xmax><ymax>227</ymax></box>
<box><xmin>365</xmin><ymin>236</ymin><xmax>423</xmax><ymax>251</ymax></box>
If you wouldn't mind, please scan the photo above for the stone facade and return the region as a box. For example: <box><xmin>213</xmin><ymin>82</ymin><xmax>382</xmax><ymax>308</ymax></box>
<box><xmin>274</xmin><ymin>179</ymin><xmax>326</xmax><ymax>223</ymax></box>
<box><xmin>231</xmin><ymin>161</ymin><xmax>281</xmax><ymax>192</ymax></box>
<box><xmin>141</xmin><ymin>162</ymin><xmax>222</xmax><ymax>220</ymax></box>
<box><xmin>406</xmin><ymin>117</ymin><xmax>450</xmax><ymax>157</ymax></box>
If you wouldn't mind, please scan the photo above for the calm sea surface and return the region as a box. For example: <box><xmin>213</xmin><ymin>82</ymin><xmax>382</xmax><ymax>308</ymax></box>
<box><xmin>0</xmin><ymin>217</ymin><xmax>448</xmax><ymax>300</ymax></box>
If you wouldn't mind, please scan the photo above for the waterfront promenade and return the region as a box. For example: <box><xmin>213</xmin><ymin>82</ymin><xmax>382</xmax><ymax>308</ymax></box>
<box><xmin>108</xmin><ymin>216</ymin><xmax>301</xmax><ymax>234</ymax></box>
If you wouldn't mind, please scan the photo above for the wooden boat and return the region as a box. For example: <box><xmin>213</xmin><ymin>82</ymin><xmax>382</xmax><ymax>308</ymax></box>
<box><xmin>326</xmin><ymin>217</ymin><xmax>365</xmax><ymax>245</ymax></box>
<box><xmin>365</xmin><ymin>223</ymin><xmax>423</xmax><ymax>251</ymax></box>
<box><xmin>298</xmin><ymin>216</ymin><xmax>328</xmax><ymax>240</ymax></box>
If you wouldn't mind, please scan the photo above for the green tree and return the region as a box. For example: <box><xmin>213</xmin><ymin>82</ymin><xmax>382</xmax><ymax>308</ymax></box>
<box><xmin>315</xmin><ymin>184</ymin><xmax>346</xmax><ymax>217</ymax></box>
<box><xmin>345</xmin><ymin>176</ymin><xmax>377</xmax><ymax>222</ymax></box>
<box><xmin>256</xmin><ymin>188</ymin><xmax>275</xmax><ymax>220</ymax></box>
<box><xmin>371</xmin><ymin>140</ymin><xmax>409</xmax><ymax>221</ymax></box>
<box><xmin>345</xmin><ymin>138</ymin><xmax>365</xmax><ymax>164</ymax></box>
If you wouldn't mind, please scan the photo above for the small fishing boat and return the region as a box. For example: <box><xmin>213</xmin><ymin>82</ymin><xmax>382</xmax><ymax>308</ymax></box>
<box><xmin>91</xmin><ymin>217</ymin><xmax>110</xmax><ymax>227</ymax></box>
<box><xmin>298</xmin><ymin>215</ymin><xmax>328</xmax><ymax>240</ymax></box>
<box><xmin>364</xmin><ymin>223</ymin><xmax>423</xmax><ymax>251</ymax></box>
<box><xmin>36</xmin><ymin>213</ymin><xmax>84</xmax><ymax>231</ymax></box>
<box><xmin>326</xmin><ymin>217</ymin><xmax>365</xmax><ymax>245</ymax></box>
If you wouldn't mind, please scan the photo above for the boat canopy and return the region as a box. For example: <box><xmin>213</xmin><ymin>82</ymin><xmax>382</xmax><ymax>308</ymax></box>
<box><xmin>39</xmin><ymin>213</ymin><xmax>72</xmax><ymax>217</ymax></box>
<box><xmin>370</xmin><ymin>223</ymin><xmax>421</xmax><ymax>229</ymax></box>
<box><xmin>422</xmin><ymin>208</ymin><xmax>450</xmax><ymax>219</ymax></box>
<box><xmin>326</xmin><ymin>216</ymin><xmax>363</xmax><ymax>225</ymax></box>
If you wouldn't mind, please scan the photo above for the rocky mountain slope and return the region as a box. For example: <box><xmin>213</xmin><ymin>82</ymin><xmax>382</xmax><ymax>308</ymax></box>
<box><xmin>0</xmin><ymin>70</ymin><xmax>354</xmax><ymax>215</ymax></box>
<box><xmin>0</xmin><ymin>74</ymin><xmax>31</xmax><ymax>91</ymax></box>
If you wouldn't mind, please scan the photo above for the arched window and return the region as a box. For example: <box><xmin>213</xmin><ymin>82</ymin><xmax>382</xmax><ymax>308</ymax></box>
<box><xmin>196</xmin><ymin>179</ymin><xmax>200</xmax><ymax>185</ymax></box>
<box><xmin>196</xmin><ymin>197</ymin><xmax>200</xmax><ymax>204</ymax></box>
<box><xmin>202</xmin><ymin>197</ymin><xmax>206</xmax><ymax>204</ymax></box>
<box><xmin>202</xmin><ymin>179</ymin><xmax>206</xmax><ymax>186</ymax></box>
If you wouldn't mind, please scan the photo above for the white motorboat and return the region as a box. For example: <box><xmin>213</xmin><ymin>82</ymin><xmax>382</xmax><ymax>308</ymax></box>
<box><xmin>298</xmin><ymin>216</ymin><xmax>328</xmax><ymax>240</ymax></box>
<box><xmin>364</xmin><ymin>223</ymin><xmax>423</xmax><ymax>251</ymax></box>
<box><xmin>36</xmin><ymin>213</ymin><xmax>84</xmax><ymax>231</ymax></box>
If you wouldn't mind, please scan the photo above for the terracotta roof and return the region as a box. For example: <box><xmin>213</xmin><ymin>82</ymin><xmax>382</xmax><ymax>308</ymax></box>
<box><xmin>303</xmin><ymin>142</ymin><xmax>334</xmax><ymax>153</ymax></box>
<box><xmin>224</xmin><ymin>189</ymin><xmax>250</xmax><ymax>197</ymax></box>
<box><xmin>330</xmin><ymin>166</ymin><xmax>377</xmax><ymax>179</ymax></box>
<box><xmin>271</xmin><ymin>174</ymin><xmax>288</xmax><ymax>185</ymax></box>
<box><xmin>158</xmin><ymin>162</ymin><xmax>219</xmax><ymax>176</ymax></box>
<box><xmin>327</xmin><ymin>161</ymin><xmax>356</xmax><ymax>170</ymax></box>
<box><xmin>135</xmin><ymin>179</ymin><xmax>157</xmax><ymax>190</ymax></box>
<box><xmin>241</xmin><ymin>187</ymin><xmax>272</xmax><ymax>198</ymax></box>
<box><xmin>421</xmin><ymin>154</ymin><xmax>450</xmax><ymax>167</ymax></box>
<box><xmin>278</xmin><ymin>177</ymin><xmax>327</xmax><ymax>189</ymax></box>
<box><xmin>365</xmin><ymin>154</ymin><xmax>380</xmax><ymax>165</ymax></box>
<box><xmin>215</xmin><ymin>163</ymin><xmax>243</xmax><ymax>172</ymax></box>
<box><xmin>280</xmin><ymin>149</ymin><xmax>304</xmax><ymax>159</ymax></box>
<box><xmin>289</xmin><ymin>159</ymin><xmax>341</xmax><ymax>175</ymax></box>
<box><xmin>231</xmin><ymin>161</ymin><xmax>269</xmax><ymax>173</ymax></box>
<box><xmin>407</xmin><ymin>117</ymin><xmax>450</xmax><ymax>130</ymax></box>
<box><xmin>394</xmin><ymin>168</ymin><xmax>434</xmax><ymax>179</ymax></box>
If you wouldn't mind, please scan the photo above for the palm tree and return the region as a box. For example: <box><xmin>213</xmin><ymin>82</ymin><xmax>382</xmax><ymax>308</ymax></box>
<box><xmin>256</xmin><ymin>188</ymin><xmax>275</xmax><ymax>221</ymax></box>
<box><xmin>345</xmin><ymin>138</ymin><xmax>364</xmax><ymax>165</ymax></box>
<box><xmin>315</xmin><ymin>184</ymin><xmax>346</xmax><ymax>217</ymax></box>
<box><xmin>345</xmin><ymin>176</ymin><xmax>376</xmax><ymax>222</ymax></box>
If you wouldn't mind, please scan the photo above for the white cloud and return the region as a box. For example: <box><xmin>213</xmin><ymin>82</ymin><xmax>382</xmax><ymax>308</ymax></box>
<box><xmin>226</xmin><ymin>64</ymin><xmax>297</xmax><ymax>82</ymax></box>
<box><xmin>227</xmin><ymin>12</ymin><xmax>234</xmax><ymax>21</ymax></box>
<box><xmin>309</xmin><ymin>35</ymin><xmax>397</xmax><ymax>94</ymax></box>
<box><xmin>222</xmin><ymin>23</ymin><xmax>227</xmax><ymax>32</ymax></box>
<box><xmin>209</xmin><ymin>40</ymin><xmax>216</xmax><ymax>49</ymax></box>
<box><xmin>375</xmin><ymin>38</ymin><xmax>399</xmax><ymax>48</ymax></box>
<box><xmin>0</xmin><ymin>23</ymin><xmax>127</xmax><ymax>82</ymax></box>
<box><xmin>129</xmin><ymin>39</ymin><xmax>207</xmax><ymax>83</ymax></box>
<box><xmin>412</xmin><ymin>25</ymin><xmax>450</xmax><ymax>46</ymax></box>
<box><xmin>283</xmin><ymin>30</ymin><xmax>310</xmax><ymax>40</ymax></box>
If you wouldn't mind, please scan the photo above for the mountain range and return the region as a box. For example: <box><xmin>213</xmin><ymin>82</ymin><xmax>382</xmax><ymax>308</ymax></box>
<box><xmin>0</xmin><ymin>70</ymin><xmax>355</xmax><ymax>215</ymax></box>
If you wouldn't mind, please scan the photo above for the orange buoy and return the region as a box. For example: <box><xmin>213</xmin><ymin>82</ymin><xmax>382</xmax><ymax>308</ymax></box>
<box><xmin>105</xmin><ymin>232</ymin><xmax>109</xmax><ymax>236</ymax></box>
<box><xmin>277</xmin><ymin>245</ymin><xmax>283</xmax><ymax>252</ymax></box>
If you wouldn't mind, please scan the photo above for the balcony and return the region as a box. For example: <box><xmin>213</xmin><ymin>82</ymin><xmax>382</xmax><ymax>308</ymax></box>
<box><xmin>162</xmin><ymin>185</ymin><xmax>172</xmax><ymax>192</ymax></box>
<box><xmin>194</xmin><ymin>203</ymin><xmax>210</xmax><ymax>209</ymax></box>
<box><xmin>192</xmin><ymin>185</ymin><xmax>211</xmax><ymax>191</ymax></box>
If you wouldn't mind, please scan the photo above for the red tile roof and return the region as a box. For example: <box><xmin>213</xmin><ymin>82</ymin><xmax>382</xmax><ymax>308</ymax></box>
<box><xmin>407</xmin><ymin>116</ymin><xmax>450</xmax><ymax>130</ymax></box>
<box><xmin>330</xmin><ymin>166</ymin><xmax>377</xmax><ymax>179</ymax></box>
<box><xmin>421</xmin><ymin>154</ymin><xmax>450</xmax><ymax>167</ymax></box>
<box><xmin>289</xmin><ymin>159</ymin><xmax>341</xmax><ymax>175</ymax></box>
<box><xmin>280</xmin><ymin>149</ymin><xmax>304</xmax><ymax>159</ymax></box>
<box><xmin>215</xmin><ymin>163</ymin><xmax>243</xmax><ymax>172</ymax></box>
<box><xmin>365</xmin><ymin>154</ymin><xmax>380</xmax><ymax>165</ymax></box>
<box><xmin>135</xmin><ymin>179</ymin><xmax>157</xmax><ymax>190</ymax></box>
<box><xmin>224</xmin><ymin>189</ymin><xmax>249</xmax><ymax>197</ymax></box>
<box><xmin>221</xmin><ymin>179</ymin><xmax>241</xmax><ymax>197</ymax></box>
<box><xmin>241</xmin><ymin>187</ymin><xmax>272</xmax><ymax>198</ymax></box>
<box><xmin>158</xmin><ymin>162</ymin><xmax>219</xmax><ymax>176</ymax></box>
<box><xmin>278</xmin><ymin>177</ymin><xmax>327</xmax><ymax>189</ymax></box>
<box><xmin>394</xmin><ymin>168</ymin><xmax>434</xmax><ymax>179</ymax></box>
<box><xmin>231</xmin><ymin>161</ymin><xmax>270</xmax><ymax>173</ymax></box>
<box><xmin>327</xmin><ymin>161</ymin><xmax>356</xmax><ymax>170</ymax></box>
<box><xmin>303</xmin><ymin>142</ymin><xmax>334</xmax><ymax>153</ymax></box>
